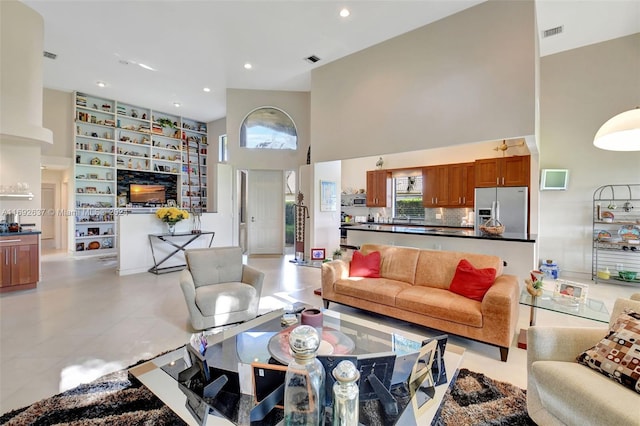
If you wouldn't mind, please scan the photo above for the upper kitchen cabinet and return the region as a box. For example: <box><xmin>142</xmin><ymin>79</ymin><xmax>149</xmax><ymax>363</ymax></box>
<box><xmin>366</xmin><ymin>170</ymin><xmax>390</xmax><ymax>207</ymax></box>
<box><xmin>448</xmin><ymin>162</ymin><xmax>475</xmax><ymax>207</ymax></box>
<box><xmin>422</xmin><ymin>165</ymin><xmax>449</xmax><ymax>207</ymax></box>
<box><xmin>475</xmin><ymin>155</ymin><xmax>530</xmax><ymax>188</ymax></box>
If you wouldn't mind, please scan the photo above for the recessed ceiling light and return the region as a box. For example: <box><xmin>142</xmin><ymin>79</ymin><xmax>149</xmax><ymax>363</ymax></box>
<box><xmin>244</xmin><ymin>63</ymin><xmax>252</xmax><ymax>70</ymax></box>
<box><xmin>173</xmin><ymin>102</ymin><xmax>181</xmax><ymax>108</ymax></box>
<box><xmin>96</xmin><ymin>81</ymin><xmax>106</xmax><ymax>88</ymax></box>
<box><xmin>138</xmin><ymin>63</ymin><xmax>156</xmax><ymax>71</ymax></box>
<box><xmin>203</xmin><ymin>87</ymin><xmax>211</xmax><ymax>92</ymax></box>
<box><xmin>339</xmin><ymin>8</ymin><xmax>350</xmax><ymax>18</ymax></box>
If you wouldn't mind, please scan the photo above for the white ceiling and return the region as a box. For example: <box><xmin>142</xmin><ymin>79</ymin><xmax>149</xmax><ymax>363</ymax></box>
<box><xmin>22</xmin><ymin>0</ymin><xmax>640</xmax><ymax>123</ymax></box>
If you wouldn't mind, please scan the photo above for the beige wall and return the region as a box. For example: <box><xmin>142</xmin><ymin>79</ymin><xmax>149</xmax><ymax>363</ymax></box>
<box><xmin>42</xmin><ymin>89</ymin><xmax>73</xmax><ymax>159</ymax></box>
<box><xmin>310</xmin><ymin>0</ymin><xmax>536</xmax><ymax>163</ymax></box>
<box><xmin>538</xmin><ymin>33</ymin><xmax>640</xmax><ymax>278</ymax></box>
<box><xmin>225</xmin><ymin>89</ymin><xmax>310</xmax><ymax>171</ymax></box>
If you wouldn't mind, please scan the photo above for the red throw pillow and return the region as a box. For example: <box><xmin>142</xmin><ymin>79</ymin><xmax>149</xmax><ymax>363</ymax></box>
<box><xmin>449</xmin><ymin>259</ymin><xmax>496</xmax><ymax>301</ymax></box>
<box><xmin>349</xmin><ymin>251</ymin><xmax>381</xmax><ymax>278</ymax></box>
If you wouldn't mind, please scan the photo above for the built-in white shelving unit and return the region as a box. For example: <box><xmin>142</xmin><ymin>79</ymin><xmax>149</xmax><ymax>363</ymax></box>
<box><xmin>73</xmin><ymin>92</ymin><xmax>208</xmax><ymax>255</ymax></box>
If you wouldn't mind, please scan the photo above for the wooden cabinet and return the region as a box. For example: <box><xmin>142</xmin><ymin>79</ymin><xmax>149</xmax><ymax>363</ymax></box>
<box><xmin>448</xmin><ymin>162</ymin><xmax>475</xmax><ymax>207</ymax></box>
<box><xmin>475</xmin><ymin>155</ymin><xmax>530</xmax><ymax>188</ymax></box>
<box><xmin>422</xmin><ymin>166</ymin><xmax>449</xmax><ymax>207</ymax></box>
<box><xmin>366</xmin><ymin>170</ymin><xmax>389</xmax><ymax>207</ymax></box>
<box><xmin>0</xmin><ymin>234</ymin><xmax>39</xmax><ymax>292</ymax></box>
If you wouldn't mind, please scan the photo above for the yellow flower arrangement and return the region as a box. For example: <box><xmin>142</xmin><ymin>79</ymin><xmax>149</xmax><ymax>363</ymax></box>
<box><xmin>155</xmin><ymin>207</ymin><xmax>189</xmax><ymax>225</ymax></box>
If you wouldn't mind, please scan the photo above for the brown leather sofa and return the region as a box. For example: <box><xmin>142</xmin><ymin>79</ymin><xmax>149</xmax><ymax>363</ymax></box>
<box><xmin>321</xmin><ymin>243</ymin><xmax>520</xmax><ymax>361</ymax></box>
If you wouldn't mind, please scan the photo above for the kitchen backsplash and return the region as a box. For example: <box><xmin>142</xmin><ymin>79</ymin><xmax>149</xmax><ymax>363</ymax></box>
<box><xmin>341</xmin><ymin>204</ymin><xmax>474</xmax><ymax>227</ymax></box>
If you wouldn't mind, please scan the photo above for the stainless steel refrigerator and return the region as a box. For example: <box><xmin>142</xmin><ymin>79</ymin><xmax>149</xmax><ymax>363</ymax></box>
<box><xmin>474</xmin><ymin>187</ymin><xmax>528</xmax><ymax>234</ymax></box>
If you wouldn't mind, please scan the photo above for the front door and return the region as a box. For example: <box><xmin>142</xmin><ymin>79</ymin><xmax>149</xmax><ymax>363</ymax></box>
<box><xmin>247</xmin><ymin>170</ymin><xmax>284</xmax><ymax>255</ymax></box>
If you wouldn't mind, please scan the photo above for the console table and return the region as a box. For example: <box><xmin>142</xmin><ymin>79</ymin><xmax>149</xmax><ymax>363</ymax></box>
<box><xmin>148</xmin><ymin>231</ymin><xmax>215</xmax><ymax>274</ymax></box>
<box><xmin>517</xmin><ymin>288</ymin><xmax>609</xmax><ymax>349</ymax></box>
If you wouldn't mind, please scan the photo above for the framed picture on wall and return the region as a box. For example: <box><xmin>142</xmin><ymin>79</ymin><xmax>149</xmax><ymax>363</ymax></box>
<box><xmin>311</xmin><ymin>248</ymin><xmax>325</xmax><ymax>261</ymax></box>
<box><xmin>320</xmin><ymin>181</ymin><xmax>337</xmax><ymax>212</ymax></box>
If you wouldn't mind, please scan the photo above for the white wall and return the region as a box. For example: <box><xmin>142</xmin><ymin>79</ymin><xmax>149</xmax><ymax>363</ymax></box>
<box><xmin>538</xmin><ymin>33</ymin><xmax>640</xmax><ymax>278</ymax></box>
<box><xmin>310</xmin><ymin>0</ymin><xmax>535</xmax><ymax>163</ymax></box>
<box><xmin>311</xmin><ymin>161</ymin><xmax>342</xmax><ymax>255</ymax></box>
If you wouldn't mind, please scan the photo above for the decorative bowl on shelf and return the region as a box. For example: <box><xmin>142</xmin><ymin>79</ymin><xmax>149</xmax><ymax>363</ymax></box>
<box><xmin>618</xmin><ymin>270</ymin><xmax>637</xmax><ymax>281</ymax></box>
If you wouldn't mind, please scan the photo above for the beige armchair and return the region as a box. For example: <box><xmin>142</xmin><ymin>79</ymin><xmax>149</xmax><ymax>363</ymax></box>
<box><xmin>527</xmin><ymin>293</ymin><xmax>640</xmax><ymax>426</ymax></box>
<box><xmin>179</xmin><ymin>246</ymin><xmax>264</xmax><ymax>330</ymax></box>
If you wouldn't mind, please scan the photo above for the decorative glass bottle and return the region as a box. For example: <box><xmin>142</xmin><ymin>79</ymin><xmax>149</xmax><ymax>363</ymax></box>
<box><xmin>332</xmin><ymin>360</ymin><xmax>360</xmax><ymax>426</ymax></box>
<box><xmin>284</xmin><ymin>325</ymin><xmax>325</xmax><ymax>426</ymax></box>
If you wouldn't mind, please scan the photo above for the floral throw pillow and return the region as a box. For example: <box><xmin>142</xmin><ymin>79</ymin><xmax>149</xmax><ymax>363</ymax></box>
<box><xmin>576</xmin><ymin>309</ymin><xmax>640</xmax><ymax>394</ymax></box>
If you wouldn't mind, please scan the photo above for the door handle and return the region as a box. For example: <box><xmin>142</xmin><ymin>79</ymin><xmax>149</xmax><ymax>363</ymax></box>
<box><xmin>5</xmin><ymin>249</ymin><xmax>8</xmax><ymax>265</ymax></box>
<box><xmin>496</xmin><ymin>177</ymin><xmax>499</xmax><ymax>185</ymax></box>
<box><xmin>13</xmin><ymin>248</ymin><xmax>17</xmax><ymax>265</ymax></box>
<box><xmin>502</xmin><ymin>177</ymin><xmax>505</xmax><ymax>185</ymax></box>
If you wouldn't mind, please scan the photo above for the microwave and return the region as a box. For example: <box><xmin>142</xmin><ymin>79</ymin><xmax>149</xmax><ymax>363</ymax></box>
<box><xmin>353</xmin><ymin>198</ymin><xmax>366</xmax><ymax>206</ymax></box>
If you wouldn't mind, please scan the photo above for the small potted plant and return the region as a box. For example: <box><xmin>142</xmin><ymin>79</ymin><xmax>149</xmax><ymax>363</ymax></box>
<box><xmin>332</xmin><ymin>248</ymin><xmax>343</xmax><ymax>260</ymax></box>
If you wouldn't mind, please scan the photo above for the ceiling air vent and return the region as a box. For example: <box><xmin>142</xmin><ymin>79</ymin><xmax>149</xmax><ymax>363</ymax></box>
<box><xmin>542</xmin><ymin>26</ymin><xmax>563</xmax><ymax>38</ymax></box>
<box><xmin>305</xmin><ymin>55</ymin><xmax>321</xmax><ymax>64</ymax></box>
<box><xmin>43</xmin><ymin>51</ymin><xmax>57</xmax><ymax>60</ymax></box>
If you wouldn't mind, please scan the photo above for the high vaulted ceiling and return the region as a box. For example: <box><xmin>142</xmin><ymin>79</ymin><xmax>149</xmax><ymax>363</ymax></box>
<box><xmin>22</xmin><ymin>0</ymin><xmax>640</xmax><ymax>123</ymax></box>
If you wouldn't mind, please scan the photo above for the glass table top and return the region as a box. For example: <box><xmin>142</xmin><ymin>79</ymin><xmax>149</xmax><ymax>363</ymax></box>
<box><xmin>130</xmin><ymin>308</ymin><xmax>465</xmax><ymax>426</ymax></box>
<box><xmin>519</xmin><ymin>288</ymin><xmax>610</xmax><ymax>323</ymax></box>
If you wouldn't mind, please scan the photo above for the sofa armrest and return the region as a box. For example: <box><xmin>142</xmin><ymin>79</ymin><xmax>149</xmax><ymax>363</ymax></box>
<box><xmin>242</xmin><ymin>264</ymin><xmax>265</xmax><ymax>297</ymax></box>
<box><xmin>527</xmin><ymin>326</ymin><xmax>607</xmax><ymax>367</ymax></box>
<box><xmin>179</xmin><ymin>269</ymin><xmax>197</xmax><ymax>303</ymax></box>
<box><xmin>321</xmin><ymin>260</ymin><xmax>350</xmax><ymax>300</ymax></box>
<box><xmin>480</xmin><ymin>274</ymin><xmax>520</xmax><ymax>347</ymax></box>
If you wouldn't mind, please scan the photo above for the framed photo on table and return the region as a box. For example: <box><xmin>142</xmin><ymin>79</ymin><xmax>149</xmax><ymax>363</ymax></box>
<box><xmin>311</xmin><ymin>248</ymin><xmax>325</xmax><ymax>261</ymax></box>
<box><xmin>553</xmin><ymin>279</ymin><xmax>588</xmax><ymax>303</ymax></box>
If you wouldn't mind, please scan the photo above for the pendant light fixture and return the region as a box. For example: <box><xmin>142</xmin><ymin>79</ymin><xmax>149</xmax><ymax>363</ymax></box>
<box><xmin>593</xmin><ymin>108</ymin><xmax>640</xmax><ymax>151</ymax></box>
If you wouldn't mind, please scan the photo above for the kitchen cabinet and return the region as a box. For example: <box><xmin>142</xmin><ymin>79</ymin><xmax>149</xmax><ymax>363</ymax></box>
<box><xmin>422</xmin><ymin>166</ymin><xmax>449</xmax><ymax>207</ymax></box>
<box><xmin>592</xmin><ymin>184</ymin><xmax>640</xmax><ymax>284</ymax></box>
<box><xmin>0</xmin><ymin>234</ymin><xmax>39</xmax><ymax>292</ymax></box>
<box><xmin>447</xmin><ymin>162</ymin><xmax>475</xmax><ymax>207</ymax></box>
<box><xmin>475</xmin><ymin>155</ymin><xmax>530</xmax><ymax>188</ymax></box>
<box><xmin>366</xmin><ymin>170</ymin><xmax>390</xmax><ymax>207</ymax></box>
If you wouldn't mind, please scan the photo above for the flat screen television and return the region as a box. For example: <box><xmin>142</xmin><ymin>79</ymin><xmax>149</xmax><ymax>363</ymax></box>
<box><xmin>130</xmin><ymin>184</ymin><xmax>166</xmax><ymax>204</ymax></box>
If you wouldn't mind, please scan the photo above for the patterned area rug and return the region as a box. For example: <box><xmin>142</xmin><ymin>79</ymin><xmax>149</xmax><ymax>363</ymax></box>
<box><xmin>0</xmin><ymin>367</ymin><xmax>532</xmax><ymax>425</ymax></box>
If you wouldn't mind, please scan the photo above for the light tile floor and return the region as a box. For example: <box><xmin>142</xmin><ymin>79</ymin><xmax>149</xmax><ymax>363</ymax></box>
<box><xmin>1</xmin><ymin>249</ymin><xmax>637</xmax><ymax>414</ymax></box>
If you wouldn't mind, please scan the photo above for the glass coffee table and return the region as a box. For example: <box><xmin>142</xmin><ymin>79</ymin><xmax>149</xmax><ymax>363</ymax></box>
<box><xmin>130</xmin><ymin>309</ymin><xmax>464</xmax><ymax>425</ymax></box>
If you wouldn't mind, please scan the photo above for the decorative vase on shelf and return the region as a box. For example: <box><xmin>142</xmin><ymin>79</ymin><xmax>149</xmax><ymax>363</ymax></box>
<box><xmin>167</xmin><ymin>223</ymin><xmax>176</xmax><ymax>235</ymax></box>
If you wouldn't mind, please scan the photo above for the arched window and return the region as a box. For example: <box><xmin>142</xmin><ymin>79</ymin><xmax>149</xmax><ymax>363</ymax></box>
<box><xmin>240</xmin><ymin>107</ymin><xmax>297</xmax><ymax>150</ymax></box>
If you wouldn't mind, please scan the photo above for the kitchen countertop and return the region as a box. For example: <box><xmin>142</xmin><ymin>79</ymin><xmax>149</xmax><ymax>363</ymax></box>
<box><xmin>341</xmin><ymin>223</ymin><xmax>536</xmax><ymax>243</ymax></box>
<box><xmin>0</xmin><ymin>230</ymin><xmax>42</xmax><ymax>236</ymax></box>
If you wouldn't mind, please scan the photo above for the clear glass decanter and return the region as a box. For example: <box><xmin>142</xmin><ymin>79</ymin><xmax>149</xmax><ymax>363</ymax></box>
<box><xmin>284</xmin><ymin>325</ymin><xmax>325</xmax><ymax>425</ymax></box>
<box><xmin>332</xmin><ymin>360</ymin><xmax>360</xmax><ymax>426</ymax></box>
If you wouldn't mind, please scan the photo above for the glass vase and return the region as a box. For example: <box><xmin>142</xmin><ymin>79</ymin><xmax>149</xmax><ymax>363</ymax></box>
<box><xmin>167</xmin><ymin>223</ymin><xmax>176</xmax><ymax>235</ymax></box>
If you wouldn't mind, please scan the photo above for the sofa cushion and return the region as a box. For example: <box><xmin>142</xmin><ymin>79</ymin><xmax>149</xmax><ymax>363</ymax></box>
<box><xmin>186</xmin><ymin>247</ymin><xmax>243</xmax><ymax>288</ymax></box>
<box><xmin>334</xmin><ymin>277</ymin><xmax>411</xmax><ymax>307</ymax></box>
<box><xmin>349</xmin><ymin>250</ymin><xmax>381</xmax><ymax>278</ymax></box>
<box><xmin>195</xmin><ymin>282</ymin><xmax>257</xmax><ymax>316</ymax></box>
<box><xmin>532</xmin><ymin>360</ymin><xmax>639</xmax><ymax>426</ymax></box>
<box><xmin>395</xmin><ymin>287</ymin><xmax>483</xmax><ymax>327</ymax></box>
<box><xmin>576</xmin><ymin>309</ymin><xmax>640</xmax><ymax>394</ymax></box>
<box><xmin>360</xmin><ymin>244</ymin><xmax>420</xmax><ymax>284</ymax></box>
<box><xmin>448</xmin><ymin>259</ymin><xmax>497</xmax><ymax>302</ymax></box>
